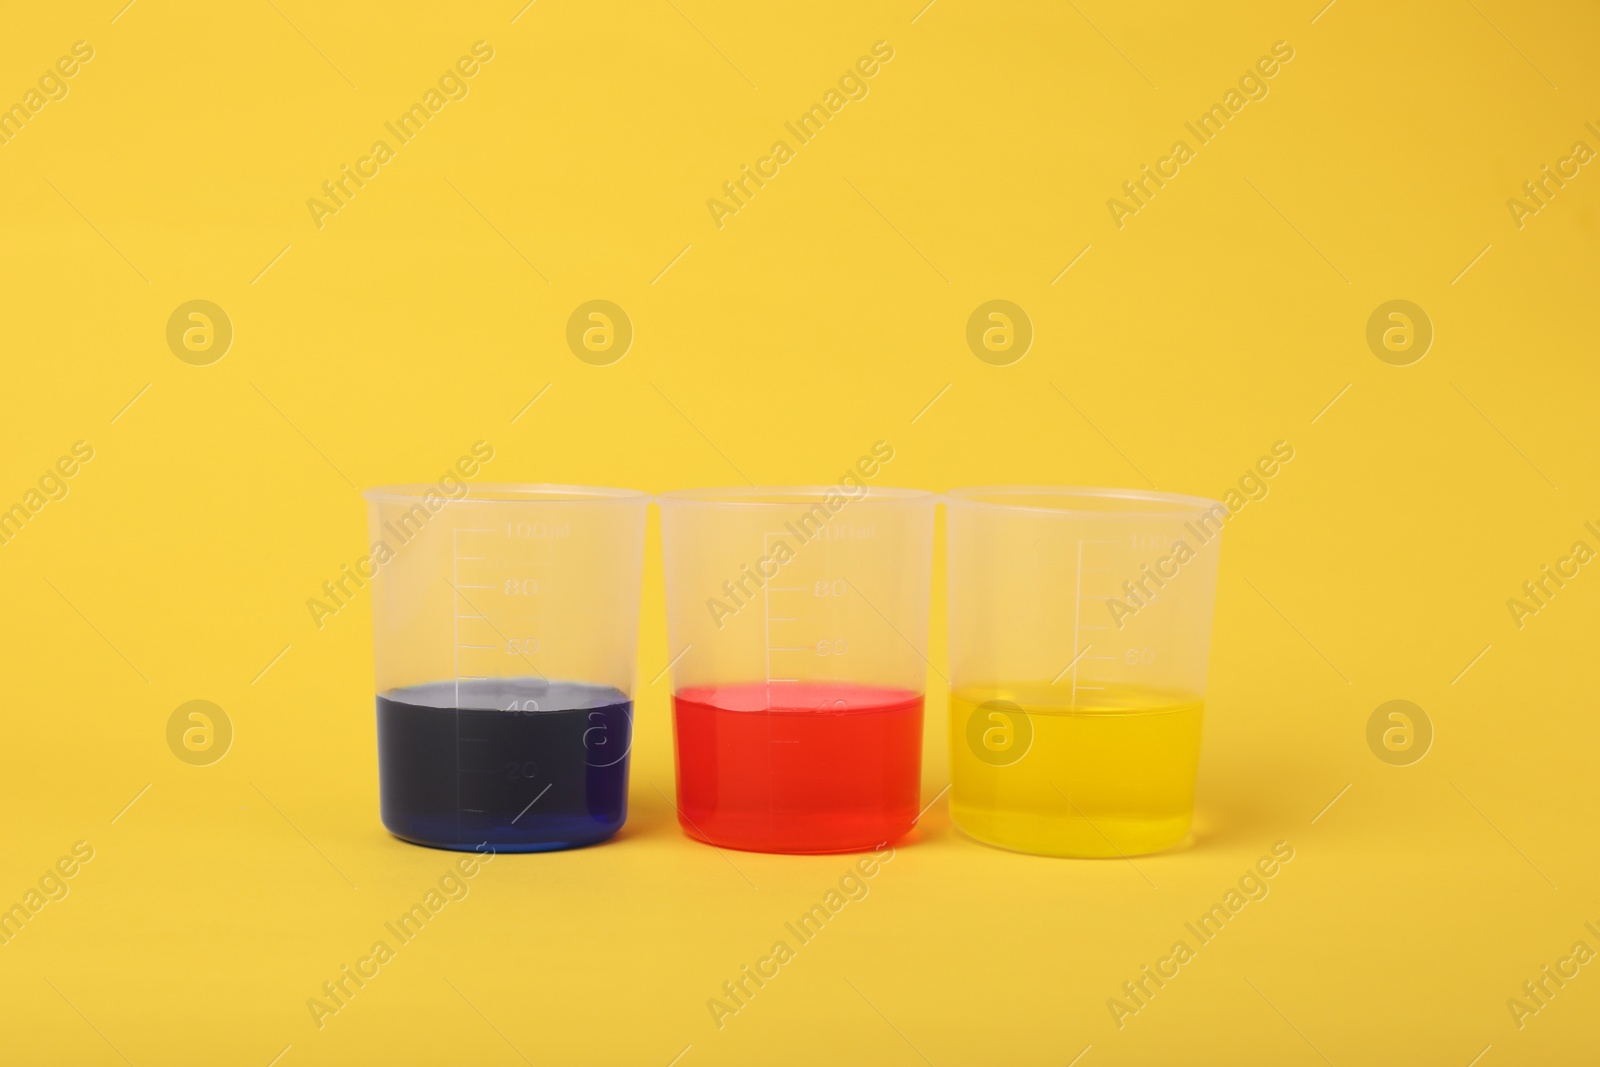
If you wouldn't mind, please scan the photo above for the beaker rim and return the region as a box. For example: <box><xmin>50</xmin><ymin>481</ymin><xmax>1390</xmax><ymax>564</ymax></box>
<box><xmin>362</xmin><ymin>483</ymin><xmax>650</xmax><ymax>505</ymax></box>
<box><xmin>657</xmin><ymin>486</ymin><xmax>935</xmax><ymax>508</ymax></box>
<box><xmin>943</xmin><ymin>485</ymin><xmax>1225</xmax><ymax>518</ymax></box>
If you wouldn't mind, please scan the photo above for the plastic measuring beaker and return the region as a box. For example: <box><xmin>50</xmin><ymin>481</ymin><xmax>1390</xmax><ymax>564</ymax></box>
<box><xmin>361</xmin><ymin>483</ymin><xmax>648</xmax><ymax>852</ymax></box>
<box><xmin>944</xmin><ymin>487</ymin><xmax>1224</xmax><ymax>857</ymax></box>
<box><xmin>659</xmin><ymin>486</ymin><xmax>935</xmax><ymax>854</ymax></box>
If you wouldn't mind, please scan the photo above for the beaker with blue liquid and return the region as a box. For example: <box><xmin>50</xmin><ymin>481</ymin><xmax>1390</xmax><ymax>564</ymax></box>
<box><xmin>362</xmin><ymin>484</ymin><xmax>648</xmax><ymax>852</ymax></box>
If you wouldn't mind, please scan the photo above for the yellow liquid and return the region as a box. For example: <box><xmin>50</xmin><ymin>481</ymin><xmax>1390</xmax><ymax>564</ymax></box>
<box><xmin>949</xmin><ymin>683</ymin><xmax>1203</xmax><ymax>857</ymax></box>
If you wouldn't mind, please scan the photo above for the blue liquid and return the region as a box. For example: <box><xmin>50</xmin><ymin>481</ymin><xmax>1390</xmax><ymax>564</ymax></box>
<box><xmin>377</xmin><ymin>679</ymin><xmax>631</xmax><ymax>853</ymax></box>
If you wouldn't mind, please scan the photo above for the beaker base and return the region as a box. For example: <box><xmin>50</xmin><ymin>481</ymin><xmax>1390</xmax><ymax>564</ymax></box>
<box><xmin>679</xmin><ymin>818</ymin><xmax>911</xmax><ymax>855</ymax></box>
<box><xmin>950</xmin><ymin>806</ymin><xmax>1192</xmax><ymax>858</ymax></box>
<box><xmin>384</xmin><ymin>822</ymin><xmax>623</xmax><ymax>854</ymax></box>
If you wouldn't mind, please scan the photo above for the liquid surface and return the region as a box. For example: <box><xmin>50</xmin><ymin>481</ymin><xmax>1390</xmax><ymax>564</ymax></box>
<box><xmin>948</xmin><ymin>683</ymin><xmax>1203</xmax><ymax>857</ymax></box>
<box><xmin>377</xmin><ymin>678</ymin><xmax>631</xmax><ymax>853</ymax></box>
<box><xmin>672</xmin><ymin>681</ymin><xmax>923</xmax><ymax>854</ymax></box>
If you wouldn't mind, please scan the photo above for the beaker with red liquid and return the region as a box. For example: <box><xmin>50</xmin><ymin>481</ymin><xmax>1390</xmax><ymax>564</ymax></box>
<box><xmin>659</xmin><ymin>483</ymin><xmax>934</xmax><ymax>853</ymax></box>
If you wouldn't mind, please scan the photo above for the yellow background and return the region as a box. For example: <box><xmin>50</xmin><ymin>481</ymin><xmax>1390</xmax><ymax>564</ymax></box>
<box><xmin>2</xmin><ymin>0</ymin><xmax>1598</xmax><ymax>1062</ymax></box>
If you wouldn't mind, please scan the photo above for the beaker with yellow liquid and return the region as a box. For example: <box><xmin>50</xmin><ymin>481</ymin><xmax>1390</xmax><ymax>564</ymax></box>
<box><xmin>944</xmin><ymin>488</ymin><xmax>1224</xmax><ymax>857</ymax></box>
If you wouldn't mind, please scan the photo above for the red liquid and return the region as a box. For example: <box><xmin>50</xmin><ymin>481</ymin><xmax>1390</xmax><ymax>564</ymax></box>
<box><xmin>672</xmin><ymin>682</ymin><xmax>924</xmax><ymax>853</ymax></box>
